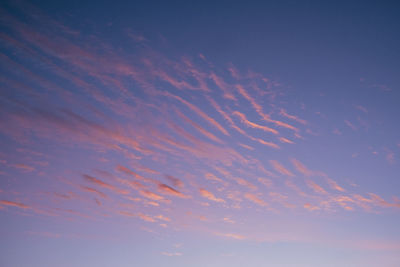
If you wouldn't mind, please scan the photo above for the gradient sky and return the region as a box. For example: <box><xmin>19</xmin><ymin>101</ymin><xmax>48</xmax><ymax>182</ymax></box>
<box><xmin>1</xmin><ymin>1</ymin><xmax>400</xmax><ymax>266</ymax></box>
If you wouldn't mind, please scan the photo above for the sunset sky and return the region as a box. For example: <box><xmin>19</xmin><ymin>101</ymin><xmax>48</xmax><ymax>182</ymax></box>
<box><xmin>1</xmin><ymin>1</ymin><xmax>400</xmax><ymax>266</ymax></box>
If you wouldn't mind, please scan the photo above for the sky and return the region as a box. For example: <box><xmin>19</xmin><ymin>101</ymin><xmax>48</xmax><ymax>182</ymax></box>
<box><xmin>0</xmin><ymin>0</ymin><xmax>400</xmax><ymax>266</ymax></box>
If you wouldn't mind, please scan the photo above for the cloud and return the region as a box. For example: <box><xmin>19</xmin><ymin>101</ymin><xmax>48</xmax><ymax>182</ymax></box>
<box><xmin>79</xmin><ymin>186</ymin><xmax>107</xmax><ymax>198</ymax></box>
<box><xmin>210</xmin><ymin>72</ymin><xmax>236</xmax><ymax>101</ymax></box>
<box><xmin>117</xmin><ymin>178</ymin><xmax>146</xmax><ymax>191</ymax></box>
<box><xmin>244</xmin><ymin>193</ymin><xmax>268</xmax><ymax>207</ymax></box>
<box><xmin>233</xmin><ymin>111</ymin><xmax>278</xmax><ymax>135</ymax></box>
<box><xmin>386</xmin><ymin>151</ymin><xmax>395</xmax><ymax>164</ymax></box>
<box><xmin>269</xmin><ymin>160</ymin><xmax>294</xmax><ymax>176</ymax></box>
<box><xmin>344</xmin><ymin>120</ymin><xmax>357</xmax><ymax>131</ymax></box>
<box><xmin>138</xmin><ymin>213</ymin><xmax>156</xmax><ymax>223</ymax></box>
<box><xmin>285</xmin><ymin>180</ymin><xmax>307</xmax><ymax>197</ymax></box>
<box><xmin>216</xmin><ymin>232</ymin><xmax>246</xmax><ymax>240</ymax></box>
<box><xmin>204</xmin><ymin>173</ymin><xmax>228</xmax><ymax>186</ymax></box>
<box><xmin>291</xmin><ymin>158</ymin><xmax>313</xmax><ymax>176</ymax></box>
<box><xmin>326</xmin><ymin>178</ymin><xmax>345</xmax><ymax>192</ymax></box>
<box><xmin>253</xmin><ymin>138</ymin><xmax>280</xmax><ymax>149</ymax></box>
<box><xmin>206</xmin><ymin>96</ymin><xmax>248</xmax><ymax>136</ymax></box>
<box><xmin>279</xmin><ymin>137</ymin><xmax>294</xmax><ymax>144</ymax></box>
<box><xmin>0</xmin><ymin>200</ymin><xmax>30</xmax><ymax>209</ymax></box>
<box><xmin>155</xmin><ymin>214</ymin><xmax>171</xmax><ymax>222</ymax></box>
<box><xmin>236</xmin><ymin>84</ymin><xmax>298</xmax><ymax>132</ymax></box>
<box><xmin>83</xmin><ymin>174</ymin><xmax>129</xmax><ymax>195</ymax></box>
<box><xmin>199</xmin><ymin>188</ymin><xmax>225</xmax><ymax>203</ymax></box>
<box><xmin>369</xmin><ymin>193</ymin><xmax>400</xmax><ymax>209</ymax></box>
<box><xmin>235</xmin><ymin>178</ymin><xmax>257</xmax><ymax>190</ymax></box>
<box><xmin>174</xmin><ymin>108</ymin><xmax>223</xmax><ymax>144</ymax></box>
<box><xmin>304</xmin><ymin>203</ymin><xmax>320</xmax><ymax>211</ymax></box>
<box><xmin>158</xmin><ymin>184</ymin><xmax>189</xmax><ymax>198</ymax></box>
<box><xmin>279</xmin><ymin>109</ymin><xmax>307</xmax><ymax>125</ymax></box>
<box><xmin>165</xmin><ymin>174</ymin><xmax>184</xmax><ymax>188</ymax></box>
<box><xmin>139</xmin><ymin>190</ymin><xmax>165</xmax><ymax>201</ymax></box>
<box><xmin>164</xmin><ymin>92</ymin><xmax>229</xmax><ymax>136</ymax></box>
<box><xmin>116</xmin><ymin>165</ymin><xmax>153</xmax><ymax>183</ymax></box>
<box><xmin>306</xmin><ymin>180</ymin><xmax>327</xmax><ymax>194</ymax></box>
<box><xmin>355</xmin><ymin>105</ymin><xmax>368</xmax><ymax>113</ymax></box>
<box><xmin>257</xmin><ymin>178</ymin><xmax>273</xmax><ymax>188</ymax></box>
<box><xmin>223</xmin><ymin>217</ymin><xmax>235</xmax><ymax>224</ymax></box>
<box><xmin>12</xmin><ymin>163</ymin><xmax>35</xmax><ymax>172</ymax></box>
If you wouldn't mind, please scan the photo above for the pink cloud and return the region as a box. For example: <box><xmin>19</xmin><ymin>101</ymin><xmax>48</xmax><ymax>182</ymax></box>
<box><xmin>279</xmin><ymin>109</ymin><xmax>307</xmax><ymax>125</ymax></box>
<box><xmin>244</xmin><ymin>193</ymin><xmax>268</xmax><ymax>207</ymax></box>
<box><xmin>165</xmin><ymin>174</ymin><xmax>184</xmax><ymax>188</ymax></box>
<box><xmin>269</xmin><ymin>160</ymin><xmax>294</xmax><ymax>176</ymax></box>
<box><xmin>84</xmin><ymin>174</ymin><xmax>129</xmax><ymax>195</ymax></box>
<box><xmin>199</xmin><ymin>188</ymin><xmax>225</xmax><ymax>203</ymax></box>
<box><xmin>291</xmin><ymin>158</ymin><xmax>313</xmax><ymax>176</ymax></box>
<box><xmin>306</xmin><ymin>180</ymin><xmax>327</xmax><ymax>194</ymax></box>
<box><xmin>233</xmin><ymin>111</ymin><xmax>279</xmax><ymax>135</ymax></box>
<box><xmin>139</xmin><ymin>190</ymin><xmax>165</xmax><ymax>201</ymax></box>
<box><xmin>158</xmin><ymin>184</ymin><xmax>189</xmax><ymax>198</ymax></box>
<box><xmin>0</xmin><ymin>200</ymin><xmax>30</xmax><ymax>209</ymax></box>
<box><xmin>164</xmin><ymin>92</ymin><xmax>229</xmax><ymax>136</ymax></box>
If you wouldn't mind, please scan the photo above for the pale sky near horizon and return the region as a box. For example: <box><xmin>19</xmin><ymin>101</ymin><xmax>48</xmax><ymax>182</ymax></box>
<box><xmin>1</xmin><ymin>1</ymin><xmax>400</xmax><ymax>266</ymax></box>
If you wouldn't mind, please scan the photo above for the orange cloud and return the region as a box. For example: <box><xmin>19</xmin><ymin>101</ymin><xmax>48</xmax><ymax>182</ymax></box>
<box><xmin>269</xmin><ymin>160</ymin><xmax>294</xmax><ymax>176</ymax></box>
<box><xmin>199</xmin><ymin>188</ymin><xmax>225</xmax><ymax>203</ymax></box>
